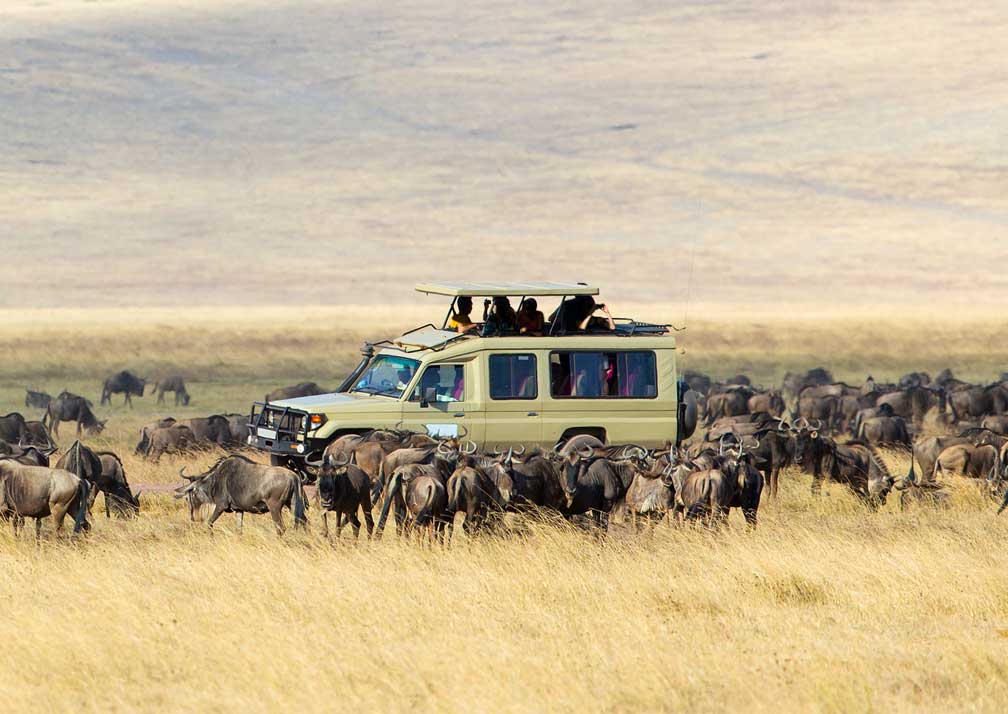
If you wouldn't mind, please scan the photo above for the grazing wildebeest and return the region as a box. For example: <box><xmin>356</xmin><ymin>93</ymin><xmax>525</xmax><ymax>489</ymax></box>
<box><xmin>221</xmin><ymin>413</ymin><xmax>250</xmax><ymax>445</ymax></box>
<box><xmin>793</xmin><ymin>426</ymin><xmax>896</xmax><ymax>506</ymax></box>
<box><xmin>43</xmin><ymin>395</ymin><xmax>105</xmax><ymax>439</ymax></box>
<box><xmin>0</xmin><ymin>412</ymin><xmax>29</xmax><ymax>443</ymax></box>
<box><xmin>857</xmin><ymin>415</ymin><xmax>911</xmax><ymax>446</ymax></box>
<box><xmin>174</xmin><ymin>455</ymin><xmax>307</xmax><ymax>534</ymax></box>
<box><xmin>56</xmin><ymin>440</ymin><xmax>139</xmax><ymax>518</ymax></box>
<box><xmin>96</xmin><ymin>452</ymin><xmax>140</xmax><ymax>517</ymax></box>
<box><xmin>146</xmin><ymin>424</ymin><xmax>197</xmax><ymax>462</ymax></box>
<box><xmin>0</xmin><ymin>442</ymin><xmax>54</xmax><ymax>467</ymax></box>
<box><xmin>317</xmin><ymin>452</ymin><xmax>374</xmax><ymax>539</ymax></box>
<box><xmin>376</xmin><ymin>463</ymin><xmax>450</xmax><ymax>541</ymax></box>
<box><xmin>154</xmin><ymin>375</ymin><xmax>190</xmax><ymax>406</ymax></box>
<box><xmin>180</xmin><ymin>416</ymin><xmax>237</xmax><ymax>448</ymax></box>
<box><xmin>265</xmin><ymin>382</ymin><xmax>326</xmax><ymax>402</ymax></box>
<box><xmin>135</xmin><ymin>417</ymin><xmax>177</xmax><ymax>454</ymax></box>
<box><xmin>0</xmin><ymin>458</ymin><xmax>90</xmax><ymax>538</ymax></box>
<box><xmin>24</xmin><ymin>388</ymin><xmax>52</xmax><ymax>410</ymax></box>
<box><xmin>101</xmin><ymin>370</ymin><xmax>147</xmax><ymax>407</ymax></box>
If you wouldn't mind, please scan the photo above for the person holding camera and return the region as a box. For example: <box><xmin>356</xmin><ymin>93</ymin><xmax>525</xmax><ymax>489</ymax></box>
<box><xmin>579</xmin><ymin>301</ymin><xmax>615</xmax><ymax>331</ymax></box>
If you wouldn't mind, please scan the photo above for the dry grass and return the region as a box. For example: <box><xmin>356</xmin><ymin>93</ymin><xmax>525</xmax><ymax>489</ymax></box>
<box><xmin>2</xmin><ymin>315</ymin><xmax>1008</xmax><ymax>711</ymax></box>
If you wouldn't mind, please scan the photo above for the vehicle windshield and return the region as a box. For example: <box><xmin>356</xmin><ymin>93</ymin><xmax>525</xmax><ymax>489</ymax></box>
<box><xmin>351</xmin><ymin>355</ymin><xmax>420</xmax><ymax>398</ymax></box>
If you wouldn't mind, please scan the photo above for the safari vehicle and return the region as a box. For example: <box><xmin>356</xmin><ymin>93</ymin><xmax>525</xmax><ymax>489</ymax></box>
<box><xmin>248</xmin><ymin>282</ymin><xmax>696</xmax><ymax>472</ymax></box>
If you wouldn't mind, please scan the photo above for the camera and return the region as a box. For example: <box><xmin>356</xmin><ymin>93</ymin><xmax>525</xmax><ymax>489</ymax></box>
<box><xmin>595</xmin><ymin>303</ymin><xmax>606</xmax><ymax>311</ymax></box>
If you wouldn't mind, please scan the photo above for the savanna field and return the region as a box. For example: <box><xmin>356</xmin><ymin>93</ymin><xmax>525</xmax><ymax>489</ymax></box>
<box><xmin>2</xmin><ymin>311</ymin><xmax>1008</xmax><ymax>713</ymax></box>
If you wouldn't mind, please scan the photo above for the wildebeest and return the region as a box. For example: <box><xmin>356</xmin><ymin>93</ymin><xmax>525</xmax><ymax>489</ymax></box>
<box><xmin>135</xmin><ymin>417</ymin><xmax>177</xmax><ymax>454</ymax></box>
<box><xmin>0</xmin><ymin>458</ymin><xmax>90</xmax><ymax>538</ymax></box>
<box><xmin>24</xmin><ymin>388</ymin><xmax>52</xmax><ymax>410</ymax></box>
<box><xmin>322</xmin><ymin>429</ymin><xmax>437</xmax><ymax>486</ymax></box>
<box><xmin>0</xmin><ymin>442</ymin><xmax>54</xmax><ymax>467</ymax></box>
<box><xmin>0</xmin><ymin>412</ymin><xmax>29</xmax><ymax>443</ymax></box>
<box><xmin>265</xmin><ymin>382</ymin><xmax>326</xmax><ymax>402</ymax></box>
<box><xmin>793</xmin><ymin>427</ymin><xmax>896</xmax><ymax>505</ymax></box>
<box><xmin>221</xmin><ymin>413</ymin><xmax>250</xmax><ymax>445</ymax></box>
<box><xmin>317</xmin><ymin>452</ymin><xmax>374</xmax><ymax>539</ymax></box>
<box><xmin>980</xmin><ymin>415</ymin><xmax>1008</xmax><ymax>435</ymax></box>
<box><xmin>376</xmin><ymin>463</ymin><xmax>449</xmax><ymax>541</ymax></box>
<box><xmin>23</xmin><ymin>420</ymin><xmax>56</xmax><ymax>450</ymax></box>
<box><xmin>893</xmin><ymin>451</ymin><xmax>951</xmax><ymax>510</ymax></box>
<box><xmin>620</xmin><ymin>459</ymin><xmax>677</xmax><ymax>528</ymax></box>
<box><xmin>445</xmin><ymin>456</ymin><xmax>510</xmax><ymax>536</ymax></box>
<box><xmin>56</xmin><ymin>440</ymin><xmax>139</xmax><ymax>518</ymax></box>
<box><xmin>782</xmin><ymin>368</ymin><xmax>834</xmax><ymax>410</ymax></box>
<box><xmin>898</xmin><ymin>371</ymin><xmax>931</xmax><ymax>388</ymax></box>
<box><xmin>676</xmin><ymin>439</ymin><xmax>764</xmax><ymax>526</ymax></box>
<box><xmin>876</xmin><ymin>385</ymin><xmax>947</xmax><ymax>426</ymax></box>
<box><xmin>43</xmin><ymin>394</ymin><xmax>105</xmax><ymax>439</ymax></box>
<box><xmin>180</xmin><ymin>416</ymin><xmax>237</xmax><ymax>448</ymax></box>
<box><xmin>101</xmin><ymin>370</ymin><xmax>147</xmax><ymax>407</ymax></box>
<box><xmin>748</xmin><ymin>390</ymin><xmax>785</xmax><ymax>418</ymax></box>
<box><xmin>932</xmin><ymin>443</ymin><xmax>998</xmax><ymax>480</ymax></box>
<box><xmin>558</xmin><ymin>446</ymin><xmax>642</xmax><ymax>527</ymax></box>
<box><xmin>857</xmin><ymin>415</ymin><xmax>911</xmax><ymax>446</ymax></box>
<box><xmin>947</xmin><ymin>381</ymin><xmax>1008</xmax><ymax>422</ymax></box>
<box><xmin>706</xmin><ymin>385</ymin><xmax>755</xmax><ymax>420</ymax></box>
<box><xmin>174</xmin><ymin>455</ymin><xmax>307</xmax><ymax>534</ymax></box>
<box><xmin>681</xmin><ymin>370</ymin><xmax>712</xmax><ymax>396</ymax></box>
<box><xmin>146</xmin><ymin>424</ymin><xmax>197</xmax><ymax>461</ymax></box>
<box><xmin>154</xmin><ymin>375</ymin><xmax>190</xmax><ymax>406</ymax></box>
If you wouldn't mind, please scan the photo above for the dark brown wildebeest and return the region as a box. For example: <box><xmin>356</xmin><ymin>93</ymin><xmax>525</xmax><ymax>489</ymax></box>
<box><xmin>857</xmin><ymin>415</ymin><xmax>911</xmax><ymax>447</ymax></box>
<box><xmin>981</xmin><ymin>415</ymin><xmax>1008</xmax><ymax>435</ymax></box>
<box><xmin>23</xmin><ymin>420</ymin><xmax>56</xmax><ymax>450</ymax></box>
<box><xmin>621</xmin><ymin>460</ymin><xmax>677</xmax><ymax>529</ymax></box>
<box><xmin>174</xmin><ymin>455</ymin><xmax>307</xmax><ymax>534</ymax></box>
<box><xmin>0</xmin><ymin>412</ymin><xmax>29</xmax><ymax>443</ymax></box>
<box><xmin>795</xmin><ymin>393</ymin><xmax>844</xmax><ymax>433</ymax></box>
<box><xmin>146</xmin><ymin>424</ymin><xmax>197</xmax><ymax>462</ymax></box>
<box><xmin>677</xmin><ymin>439</ymin><xmax>764</xmax><ymax>526</ymax></box>
<box><xmin>875</xmin><ymin>386</ymin><xmax>947</xmax><ymax>426</ymax></box>
<box><xmin>445</xmin><ymin>456</ymin><xmax>511</xmax><ymax>537</ymax></box>
<box><xmin>912</xmin><ymin>429</ymin><xmax>1004</xmax><ymax>483</ymax></box>
<box><xmin>948</xmin><ymin>382</ymin><xmax>1008</xmax><ymax>422</ymax></box>
<box><xmin>850</xmin><ymin>402</ymin><xmax>896</xmax><ymax>438</ymax></box>
<box><xmin>154</xmin><ymin>375</ymin><xmax>190</xmax><ymax>406</ymax></box>
<box><xmin>101</xmin><ymin>370</ymin><xmax>147</xmax><ymax>407</ymax></box>
<box><xmin>135</xmin><ymin>417</ymin><xmax>177</xmax><ymax>454</ymax></box>
<box><xmin>706</xmin><ymin>385</ymin><xmax>755</xmax><ymax>420</ymax></box>
<box><xmin>24</xmin><ymin>388</ymin><xmax>52</xmax><ymax>410</ymax></box>
<box><xmin>494</xmin><ymin>451</ymin><xmax>563</xmax><ymax>510</ymax></box>
<box><xmin>374</xmin><ymin>438</ymin><xmax>470</xmax><ymax>503</ymax></box>
<box><xmin>558</xmin><ymin>446</ymin><xmax>643</xmax><ymax>527</ymax></box>
<box><xmin>0</xmin><ymin>458</ymin><xmax>90</xmax><ymax>538</ymax></box>
<box><xmin>898</xmin><ymin>372</ymin><xmax>931</xmax><ymax>388</ymax></box>
<box><xmin>316</xmin><ymin>451</ymin><xmax>374</xmax><ymax>539</ymax></box>
<box><xmin>323</xmin><ymin>429</ymin><xmax>437</xmax><ymax>486</ymax></box>
<box><xmin>745</xmin><ymin>420</ymin><xmax>794</xmax><ymax>499</ymax></box>
<box><xmin>96</xmin><ymin>452</ymin><xmax>140</xmax><ymax>517</ymax></box>
<box><xmin>0</xmin><ymin>442</ymin><xmax>54</xmax><ymax>467</ymax></box>
<box><xmin>792</xmin><ymin>427</ymin><xmax>896</xmax><ymax>506</ymax></box>
<box><xmin>179</xmin><ymin>416</ymin><xmax>237</xmax><ymax>448</ymax></box>
<box><xmin>782</xmin><ymin>368</ymin><xmax>834</xmax><ymax>410</ymax></box>
<box><xmin>221</xmin><ymin>413</ymin><xmax>250</xmax><ymax>445</ymax></box>
<box><xmin>681</xmin><ymin>370</ymin><xmax>712</xmax><ymax>396</ymax></box>
<box><xmin>376</xmin><ymin>463</ymin><xmax>450</xmax><ymax>541</ymax></box>
<box><xmin>56</xmin><ymin>440</ymin><xmax>139</xmax><ymax>518</ymax></box>
<box><xmin>556</xmin><ymin>433</ymin><xmax>605</xmax><ymax>457</ymax></box>
<box><xmin>265</xmin><ymin>382</ymin><xmax>326</xmax><ymax>402</ymax></box>
<box><xmin>43</xmin><ymin>395</ymin><xmax>105</xmax><ymax>440</ymax></box>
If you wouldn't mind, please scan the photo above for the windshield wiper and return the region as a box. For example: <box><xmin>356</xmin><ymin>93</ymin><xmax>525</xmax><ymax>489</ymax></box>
<box><xmin>353</xmin><ymin>386</ymin><xmax>382</xmax><ymax>395</ymax></box>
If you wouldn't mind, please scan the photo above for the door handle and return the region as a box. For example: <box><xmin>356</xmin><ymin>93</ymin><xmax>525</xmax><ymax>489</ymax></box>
<box><xmin>527</xmin><ymin>411</ymin><xmax>538</xmax><ymax>417</ymax></box>
<box><xmin>453</xmin><ymin>412</ymin><xmax>465</xmax><ymax>418</ymax></box>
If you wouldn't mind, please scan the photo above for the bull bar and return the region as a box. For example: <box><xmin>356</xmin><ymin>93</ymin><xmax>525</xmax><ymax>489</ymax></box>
<box><xmin>248</xmin><ymin>402</ymin><xmax>323</xmax><ymax>460</ymax></box>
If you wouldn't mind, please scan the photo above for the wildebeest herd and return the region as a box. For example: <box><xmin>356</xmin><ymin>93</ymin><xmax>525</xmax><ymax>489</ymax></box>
<box><xmin>3</xmin><ymin>367</ymin><xmax>1008</xmax><ymax>542</ymax></box>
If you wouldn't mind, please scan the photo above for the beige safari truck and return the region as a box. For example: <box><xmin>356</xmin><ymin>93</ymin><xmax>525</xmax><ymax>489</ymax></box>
<box><xmin>247</xmin><ymin>282</ymin><xmax>697</xmax><ymax>473</ymax></box>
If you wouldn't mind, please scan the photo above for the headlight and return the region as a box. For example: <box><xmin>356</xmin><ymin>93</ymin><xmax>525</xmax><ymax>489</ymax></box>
<box><xmin>308</xmin><ymin>414</ymin><xmax>327</xmax><ymax>429</ymax></box>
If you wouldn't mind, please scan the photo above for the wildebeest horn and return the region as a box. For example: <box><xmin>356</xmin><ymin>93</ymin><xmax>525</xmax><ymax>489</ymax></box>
<box><xmin>327</xmin><ymin>452</ymin><xmax>350</xmax><ymax>468</ymax></box>
<box><xmin>463</xmin><ymin>440</ymin><xmax>478</xmax><ymax>455</ymax></box>
<box><xmin>305</xmin><ymin>458</ymin><xmax>325</xmax><ymax>468</ymax></box>
<box><xmin>513</xmin><ymin>444</ymin><xmax>526</xmax><ymax>455</ymax></box>
<box><xmin>794</xmin><ymin>417</ymin><xmax>809</xmax><ymax>430</ymax></box>
<box><xmin>457</xmin><ymin>425</ymin><xmax>469</xmax><ymax>439</ymax></box>
<box><xmin>580</xmin><ymin>444</ymin><xmax>595</xmax><ymax>459</ymax></box>
<box><xmin>813</xmin><ymin>419</ymin><xmax>824</xmax><ymax>431</ymax></box>
<box><xmin>437</xmin><ymin>441</ymin><xmax>450</xmax><ymax>455</ymax></box>
<box><xmin>178</xmin><ymin>466</ymin><xmax>200</xmax><ymax>482</ymax></box>
<box><xmin>505</xmin><ymin>446</ymin><xmax>513</xmax><ymax>462</ymax></box>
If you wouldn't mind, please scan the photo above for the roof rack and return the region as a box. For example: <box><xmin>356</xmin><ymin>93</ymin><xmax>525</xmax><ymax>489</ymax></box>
<box><xmin>416</xmin><ymin>281</ymin><xmax>599</xmax><ymax>297</ymax></box>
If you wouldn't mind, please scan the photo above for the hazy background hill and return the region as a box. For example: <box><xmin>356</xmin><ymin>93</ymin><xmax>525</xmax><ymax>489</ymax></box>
<box><xmin>2</xmin><ymin>0</ymin><xmax>1006</xmax><ymax>310</ymax></box>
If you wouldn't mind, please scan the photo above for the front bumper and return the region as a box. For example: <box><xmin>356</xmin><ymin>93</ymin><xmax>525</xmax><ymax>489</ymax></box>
<box><xmin>247</xmin><ymin>402</ymin><xmax>326</xmax><ymax>462</ymax></box>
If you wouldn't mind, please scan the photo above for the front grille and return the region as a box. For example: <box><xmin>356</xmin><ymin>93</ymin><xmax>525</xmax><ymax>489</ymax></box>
<box><xmin>249</xmin><ymin>403</ymin><xmax>310</xmax><ymax>443</ymax></box>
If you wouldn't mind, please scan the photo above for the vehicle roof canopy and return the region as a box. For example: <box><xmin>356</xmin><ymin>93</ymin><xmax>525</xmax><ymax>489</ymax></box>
<box><xmin>415</xmin><ymin>282</ymin><xmax>599</xmax><ymax>297</ymax></box>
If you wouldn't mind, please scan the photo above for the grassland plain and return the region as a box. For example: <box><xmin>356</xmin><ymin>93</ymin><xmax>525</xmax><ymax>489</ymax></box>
<box><xmin>1</xmin><ymin>313</ymin><xmax>1008</xmax><ymax>712</ymax></box>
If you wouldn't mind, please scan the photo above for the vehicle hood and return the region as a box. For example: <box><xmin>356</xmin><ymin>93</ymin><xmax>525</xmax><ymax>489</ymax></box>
<box><xmin>267</xmin><ymin>392</ymin><xmax>398</xmax><ymax>412</ymax></box>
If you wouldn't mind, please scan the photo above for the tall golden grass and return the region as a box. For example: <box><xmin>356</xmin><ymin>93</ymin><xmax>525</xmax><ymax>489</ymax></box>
<box><xmin>2</xmin><ymin>315</ymin><xmax>1008</xmax><ymax>712</ymax></box>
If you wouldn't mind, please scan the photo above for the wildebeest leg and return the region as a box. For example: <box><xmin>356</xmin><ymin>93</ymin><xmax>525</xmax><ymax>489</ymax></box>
<box><xmin>206</xmin><ymin>505</ymin><xmax>226</xmax><ymax>529</ymax></box>
<box><xmin>743</xmin><ymin>507</ymin><xmax>758</xmax><ymax>528</ymax></box>
<box><xmin>35</xmin><ymin>517</ymin><xmax>42</xmax><ymax>542</ymax></box>
<box><xmin>333</xmin><ymin>511</ymin><xmax>344</xmax><ymax>539</ymax></box>
<box><xmin>810</xmin><ymin>466</ymin><xmax>823</xmax><ymax>496</ymax></box>
<box><xmin>347</xmin><ymin>512</ymin><xmax>361</xmax><ymax>539</ymax></box>
<box><xmin>125</xmin><ymin>392</ymin><xmax>132</xmax><ymax>408</ymax></box>
<box><xmin>269</xmin><ymin>503</ymin><xmax>285</xmax><ymax>535</ymax></box>
<box><xmin>76</xmin><ymin>418</ymin><xmax>83</xmax><ymax>439</ymax></box>
<box><xmin>362</xmin><ymin>499</ymin><xmax>374</xmax><ymax>540</ymax></box>
<box><xmin>236</xmin><ymin>512</ymin><xmax>244</xmax><ymax>533</ymax></box>
<box><xmin>321</xmin><ymin>511</ymin><xmax>329</xmax><ymax>538</ymax></box>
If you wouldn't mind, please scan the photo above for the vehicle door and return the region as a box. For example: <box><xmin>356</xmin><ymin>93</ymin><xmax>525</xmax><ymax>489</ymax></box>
<box><xmin>484</xmin><ymin>352</ymin><xmax>543</xmax><ymax>448</ymax></box>
<box><xmin>400</xmin><ymin>360</ymin><xmax>485</xmax><ymax>444</ymax></box>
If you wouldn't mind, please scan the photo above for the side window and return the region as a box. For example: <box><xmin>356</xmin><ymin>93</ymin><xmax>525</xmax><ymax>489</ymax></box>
<box><xmin>411</xmin><ymin>364</ymin><xmax>465</xmax><ymax>402</ymax></box>
<box><xmin>490</xmin><ymin>354</ymin><xmax>537</xmax><ymax>400</ymax></box>
<box><xmin>550</xmin><ymin>351</ymin><xmax>657</xmax><ymax>399</ymax></box>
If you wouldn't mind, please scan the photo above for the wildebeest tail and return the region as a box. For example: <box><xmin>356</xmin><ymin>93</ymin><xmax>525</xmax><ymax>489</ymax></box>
<box><xmin>447</xmin><ymin>474</ymin><xmax>464</xmax><ymax>513</ymax></box>
<box><xmin>73</xmin><ymin>479</ymin><xmax>90</xmax><ymax>534</ymax></box>
<box><xmin>292</xmin><ymin>477</ymin><xmax>307</xmax><ymax>527</ymax></box>
<box><xmin>372</xmin><ymin>458</ymin><xmax>387</xmax><ymax>504</ymax></box>
<box><xmin>375</xmin><ymin>471</ymin><xmax>401</xmax><ymax>538</ymax></box>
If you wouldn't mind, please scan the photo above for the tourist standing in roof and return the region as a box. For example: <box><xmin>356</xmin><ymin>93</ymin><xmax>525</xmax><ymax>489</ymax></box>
<box><xmin>448</xmin><ymin>296</ymin><xmax>479</xmax><ymax>333</ymax></box>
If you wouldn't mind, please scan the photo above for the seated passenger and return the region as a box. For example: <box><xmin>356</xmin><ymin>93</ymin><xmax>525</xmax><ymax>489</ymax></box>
<box><xmin>447</xmin><ymin>296</ymin><xmax>479</xmax><ymax>333</ymax></box>
<box><xmin>517</xmin><ymin>298</ymin><xmax>545</xmax><ymax>336</ymax></box>
<box><xmin>481</xmin><ymin>296</ymin><xmax>517</xmax><ymax>335</ymax></box>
